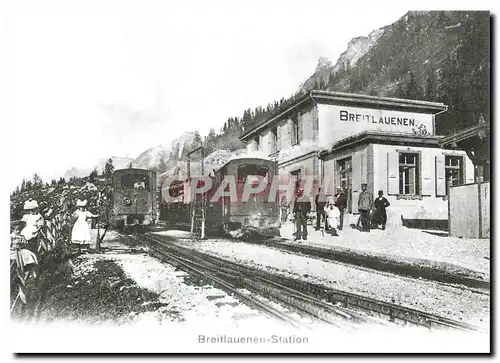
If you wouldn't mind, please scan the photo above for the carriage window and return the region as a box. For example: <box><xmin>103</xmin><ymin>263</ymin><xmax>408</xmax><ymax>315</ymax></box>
<box><xmin>169</xmin><ymin>181</ymin><xmax>184</xmax><ymax>198</ymax></box>
<box><xmin>237</xmin><ymin>165</ymin><xmax>269</xmax><ymax>183</ymax></box>
<box><xmin>120</xmin><ymin>174</ymin><xmax>150</xmax><ymax>189</ymax></box>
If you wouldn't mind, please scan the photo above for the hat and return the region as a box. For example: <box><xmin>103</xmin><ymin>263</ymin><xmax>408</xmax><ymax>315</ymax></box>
<box><xmin>336</xmin><ymin>186</ymin><xmax>342</xmax><ymax>190</ymax></box>
<box><xmin>76</xmin><ymin>199</ymin><xmax>88</xmax><ymax>207</ymax></box>
<box><xmin>378</xmin><ymin>190</ymin><xmax>384</xmax><ymax>194</ymax></box>
<box><xmin>23</xmin><ymin>200</ymin><xmax>39</xmax><ymax>210</ymax></box>
<box><xmin>11</xmin><ymin>220</ymin><xmax>26</xmax><ymax>228</ymax></box>
<box><xmin>361</xmin><ymin>183</ymin><xmax>367</xmax><ymax>186</ymax></box>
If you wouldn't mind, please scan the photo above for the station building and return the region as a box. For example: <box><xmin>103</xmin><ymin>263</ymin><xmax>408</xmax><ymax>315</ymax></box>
<box><xmin>239</xmin><ymin>90</ymin><xmax>475</xmax><ymax>226</ymax></box>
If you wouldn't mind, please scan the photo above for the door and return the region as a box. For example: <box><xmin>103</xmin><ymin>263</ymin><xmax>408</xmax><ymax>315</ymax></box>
<box><xmin>338</xmin><ymin>158</ymin><xmax>352</xmax><ymax>213</ymax></box>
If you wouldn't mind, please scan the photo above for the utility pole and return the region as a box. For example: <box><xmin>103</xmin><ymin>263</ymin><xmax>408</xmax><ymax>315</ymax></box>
<box><xmin>187</xmin><ymin>146</ymin><xmax>206</xmax><ymax>239</ymax></box>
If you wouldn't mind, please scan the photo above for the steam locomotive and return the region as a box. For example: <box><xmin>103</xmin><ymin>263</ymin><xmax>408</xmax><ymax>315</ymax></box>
<box><xmin>110</xmin><ymin>168</ymin><xmax>157</xmax><ymax>233</ymax></box>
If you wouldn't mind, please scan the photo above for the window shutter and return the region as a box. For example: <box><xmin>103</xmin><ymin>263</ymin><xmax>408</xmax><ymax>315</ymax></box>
<box><xmin>465</xmin><ymin>155</ymin><xmax>475</xmax><ymax>184</ymax></box>
<box><xmin>435</xmin><ymin>155</ymin><xmax>446</xmax><ymax>196</ymax></box>
<box><xmin>421</xmin><ymin>153</ymin><xmax>433</xmax><ymax>196</ymax></box>
<box><xmin>387</xmin><ymin>152</ymin><xmax>399</xmax><ymax>195</ymax></box>
<box><xmin>351</xmin><ymin>152</ymin><xmax>362</xmax><ymax>213</ymax></box>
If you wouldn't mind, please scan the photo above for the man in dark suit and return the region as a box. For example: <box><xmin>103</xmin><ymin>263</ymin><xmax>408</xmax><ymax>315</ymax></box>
<box><xmin>315</xmin><ymin>188</ymin><xmax>327</xmax><ymax>231</ymax></box>
<box><xmin>293</xmin><ymin>190</ymin><xmax>311</xmax><ymax>241</ymax></box>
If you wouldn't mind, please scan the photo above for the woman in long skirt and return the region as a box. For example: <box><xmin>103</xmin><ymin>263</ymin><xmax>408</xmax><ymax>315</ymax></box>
<box><xmin>72</xmin><ymin>199</ymin><xmax>98</xmax><ymax>251</ymax></box>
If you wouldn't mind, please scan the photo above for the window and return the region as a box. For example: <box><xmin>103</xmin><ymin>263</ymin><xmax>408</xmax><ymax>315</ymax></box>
<box><xmin>337</xmin><ymin>158</ymin><xmax>352</xmax><ymax>213</ymax></box>
<box><xmin>399</xmin><ymin>153</ymin><xmax>420</xmax><ymax>195</ymax></box>
<box><xmin>338</xmin><ymin>158</ymin><xmax>352</xmax><ymax>191</ymax></box>
<box><xmin>445</xmin><ymin>155</ymin><xmax>464</xmax><ymax>194</ymax></box>
<box><xmin>120</xmin><ymin>174</ymin><xmax>150</xmax><ymax>190</ymax></box>
<box><xmin>271</xmin><ymin>127</ymin><xmax>279</xmax><ymax>153</ymax></box>
<box><xmin>290</xmin><ymin>169</ymin><xmax>301</xmax><ymax>190</ymax></box>
<box><xmin>254</xmin><ymin>137</ymin><xmax>260</xmax><ymax>151</ymax></box>
<box><xmin>291</xmin><ymin>118</ymin><xmax>300</xmax><ymax>145</ymax></box>
<box><xmin>237</xmin><ymin>165</ymin><xmax>269</xmax><ymax>183</ymax></box>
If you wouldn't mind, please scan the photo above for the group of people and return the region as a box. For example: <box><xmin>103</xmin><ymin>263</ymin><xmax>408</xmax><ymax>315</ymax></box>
<box><xmin>280</xmin><ymin>183</ymin><xmax>390</xmax><ymax>242</ymax></box>
<box><xmin>10</xmin><ymin>198</ymin><xmax>99</xmax><ymax>272</ymax></box>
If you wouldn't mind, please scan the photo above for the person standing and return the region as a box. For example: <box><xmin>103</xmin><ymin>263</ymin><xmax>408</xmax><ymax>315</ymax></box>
<box><xmin>71</xmin><ymin>199</ymin><xmax>98</xmax><ymax>252</ymax></box>
<box><xmin>104</xmin><ymin>158</ymin><xmax>114</xmax><ymax>181</ymax></box>
<box><xmin>20</xmin><ymin>200</ymin><xmax>44</xmax><ymax>253</ymax></box>
<box><xmin>280</xmin><ymin>195</ymin><xmax>289</xmax><ymax>223</ymax></box>
<box><xmin>357</xmin><ymin>183</ymin><xmax>373</xmax><ymax>232</ymax></box>
<box><xmin>373</xmin><ymin>190</ymin><xmax>390</xmax><ymax>230</ymax></box>
<box><xmin>334</xmin><ymin>187</ymin><xmax>347</xmax><ymax>231</ymax></box>
<box><xmin>293</xmin><ymin>190</ymin><xmax>311</xmax><ymax>241</ymax></box>
<box><xmin>315</xmin><ymin>188</ymin><xmax>327</xmax><ymax>231</ymax></box>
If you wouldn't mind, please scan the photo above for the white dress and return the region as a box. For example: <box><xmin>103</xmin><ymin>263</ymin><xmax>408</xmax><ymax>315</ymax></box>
<box><xmin>21</xmin><ymin>213</ymin><xmax>43</xmax><ymax>240</ymax></box>
<box><xmin>71</xmin><ymin>210</ymin><xmax>94</xmax><ymax>245</ymax></box>
<box><xmin>326</xmin><ymin>207</ymin><xmax>340</xmax><ymax>229</ymax></box>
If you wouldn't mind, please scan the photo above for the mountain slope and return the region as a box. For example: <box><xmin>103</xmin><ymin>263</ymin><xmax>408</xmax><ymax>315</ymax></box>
<box><xmin>64</xmin><ymin>156</ymin><xmax>134</xmax><ymax>179</ymax></box>
<box><xmin>298</xmin><ymin>11</ymin><xmax>490</xmax><ymax>134</ymax></box>
<box><xmin>133</xmin><ymin>131</ymin><xmax>199</xmax><ymax>170</ymax></box>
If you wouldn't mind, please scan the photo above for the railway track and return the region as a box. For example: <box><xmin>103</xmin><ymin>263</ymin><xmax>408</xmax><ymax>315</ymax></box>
<box><xmin>149</xmin><ymin>224</ymin><xmax>489</xmax><ymax>291</ymax></box>
<box><xmin>126</xmin><ymin>234</ymin><xmax>379</xmax><ymax>331</ymax></box>
<box><xmin>127</xmin><ymin>232</ymin><xmax>487</xmax><ymax>333</ymax></box>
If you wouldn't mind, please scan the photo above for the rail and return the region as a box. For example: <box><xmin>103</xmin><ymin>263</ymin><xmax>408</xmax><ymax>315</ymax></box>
<box><xmin>139</xmin><ymin>233</ymin><xmax>486</xmax><ymax>333</ymax></box>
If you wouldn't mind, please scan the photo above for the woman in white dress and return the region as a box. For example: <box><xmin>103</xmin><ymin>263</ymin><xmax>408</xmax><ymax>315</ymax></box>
<box><xmin>325</xmin><ymin>202</ymin><xmax>340</xmax><ymax>236</ymax></box>
<box><xmin>71</xmin><ymin>199</ymin><xmax>98</xmax><ymax>251</ymax></box>
<box><xmin>20</xmin><ymin>200</ymin><xmax>44</xmax><ymax>252</ymax></box>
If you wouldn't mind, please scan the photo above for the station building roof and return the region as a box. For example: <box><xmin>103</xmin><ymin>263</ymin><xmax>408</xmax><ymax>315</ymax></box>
<box><xmin>240</xmin><ymin>90</ymin><xmax>447</xmax><ymax>141</ymax></box>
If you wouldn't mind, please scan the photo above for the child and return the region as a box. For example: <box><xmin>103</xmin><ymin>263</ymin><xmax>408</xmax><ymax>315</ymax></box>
<box><xmin>71</xmin><ymin>199</ymin><xmax>98</xmax><ymax>251</ymax></box>
<box><xmin>11</xmin><ymin>220</ymin><xmax>38</xmax><ymax>273</ymax></box>
<box><xmin>325</xmin><ymin>203</ymin><xmax>339</xmax><ymax>236</ymax></box>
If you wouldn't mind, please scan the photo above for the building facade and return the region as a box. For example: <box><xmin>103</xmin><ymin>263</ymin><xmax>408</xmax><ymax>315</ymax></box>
<box><xmin>239</xmin><ymin>91</ymin><xmax>475</xmax><ymax>226</ymax></box>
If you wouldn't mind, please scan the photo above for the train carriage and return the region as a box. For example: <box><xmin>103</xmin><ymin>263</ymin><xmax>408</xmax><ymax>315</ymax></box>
<box><xmin>159</xmin><ymin>157</ymin><xmax>280</xmax><ymax>237</ymax></box>
<box><xmin>111</xmin><ymin>168</ymin><xmax>157</xmax><ymax>232</ymax></box>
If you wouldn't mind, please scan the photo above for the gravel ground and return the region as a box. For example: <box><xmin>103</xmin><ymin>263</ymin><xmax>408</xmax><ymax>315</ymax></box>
<box><xmin>279</xmin><ymin>223</ymin><xmax>490</xmax><ymax>279</ymax></box>
<box><xmin>18</xmin><ymin>232</ymin><xmax>329</xmax><ymax>332</ymax></box>
<box><xmin>164</xmin><ymin>234</ymin><xmax>490</xmax><ymax>329</ymax></box>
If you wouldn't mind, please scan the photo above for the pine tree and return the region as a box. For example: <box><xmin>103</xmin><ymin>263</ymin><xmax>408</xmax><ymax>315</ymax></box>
<box><xmin>89</xmin><ymin>169</ymin><xmax>98</xmax><ymax>183</ymax></box>
<box><xmin>425</xmin><ymin>70</ymin><xmax>436</xmax><ymax>101</ymax></box>
<box><xmin>32</xmin><ymin>173</ymin><xmax>43</xmax><ymax>188</ymax></box>
<box><xmin>405</xmin><ymin>71</ymin><xmax>423</xmax><ymax>100</ymax></box>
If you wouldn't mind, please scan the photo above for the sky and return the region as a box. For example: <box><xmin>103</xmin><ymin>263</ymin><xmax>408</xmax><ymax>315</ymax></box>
<box><xmin>2</xmin><ymin>0</ymin><xmax>494</xmax><ymax>190</ymax></box>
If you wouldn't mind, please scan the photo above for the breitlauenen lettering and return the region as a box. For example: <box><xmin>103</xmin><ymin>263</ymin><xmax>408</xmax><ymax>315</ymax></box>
<box><xmin>340</xmin><ymin>110</ymin><xmax>416</xmax><ymax>127</ymax></box>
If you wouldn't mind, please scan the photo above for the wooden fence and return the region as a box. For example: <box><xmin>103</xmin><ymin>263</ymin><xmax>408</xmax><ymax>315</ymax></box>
<box><xmin>449</xmin><ymin>182</ymin><xmax>490</xmax><ymax>238</ymax></box>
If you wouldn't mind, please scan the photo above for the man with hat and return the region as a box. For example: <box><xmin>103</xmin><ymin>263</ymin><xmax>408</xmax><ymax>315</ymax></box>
<box><xmin>293</xmin><ymin>189</ymin><xmax>311</xmax><ymax>241</ymax></box>
<box><xmin>372</xmin><ymin>190</ymin><xmax>390</xmax><ymax>230</ymax></box>
<box><xmin>334</xmin><ymin>186</ymin><xmax>347</xmax><ymax>231</ymax></box>
<box><xmin>357</xmin><ymin>183</ymin><xmax>373</xmax><ymax>232</ymax></box>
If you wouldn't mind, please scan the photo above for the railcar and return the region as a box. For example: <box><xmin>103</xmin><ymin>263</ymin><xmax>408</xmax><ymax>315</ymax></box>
<box><xmin>111</xmin><ymin>168</ymin><xmax>157</xmax><ymax>232</ymax></box>
<box><xmin>159</xmin><ymin>157</ymin><xmax>280</xmax><ymax>237</ymax></box>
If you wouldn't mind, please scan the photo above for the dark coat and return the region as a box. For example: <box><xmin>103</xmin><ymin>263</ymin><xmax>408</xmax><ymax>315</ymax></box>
<box><xmin>293</xmin><ymin>194</ymin><xmax>311</xmax><ymax>214</ymax></box>
<box><xmin>373</xmin><ymin>197</ymin><xmax>390</xmax><ymax>212</ymax></box>
<box><xmin>315</xmin><ymin>192</ymin><xmax>327</xmax><ymax>209</ymax></box>
<box><xmin>334</xmin><ymin>192</ymin><xmax>347</xmax><ymax>211</ymax></box>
